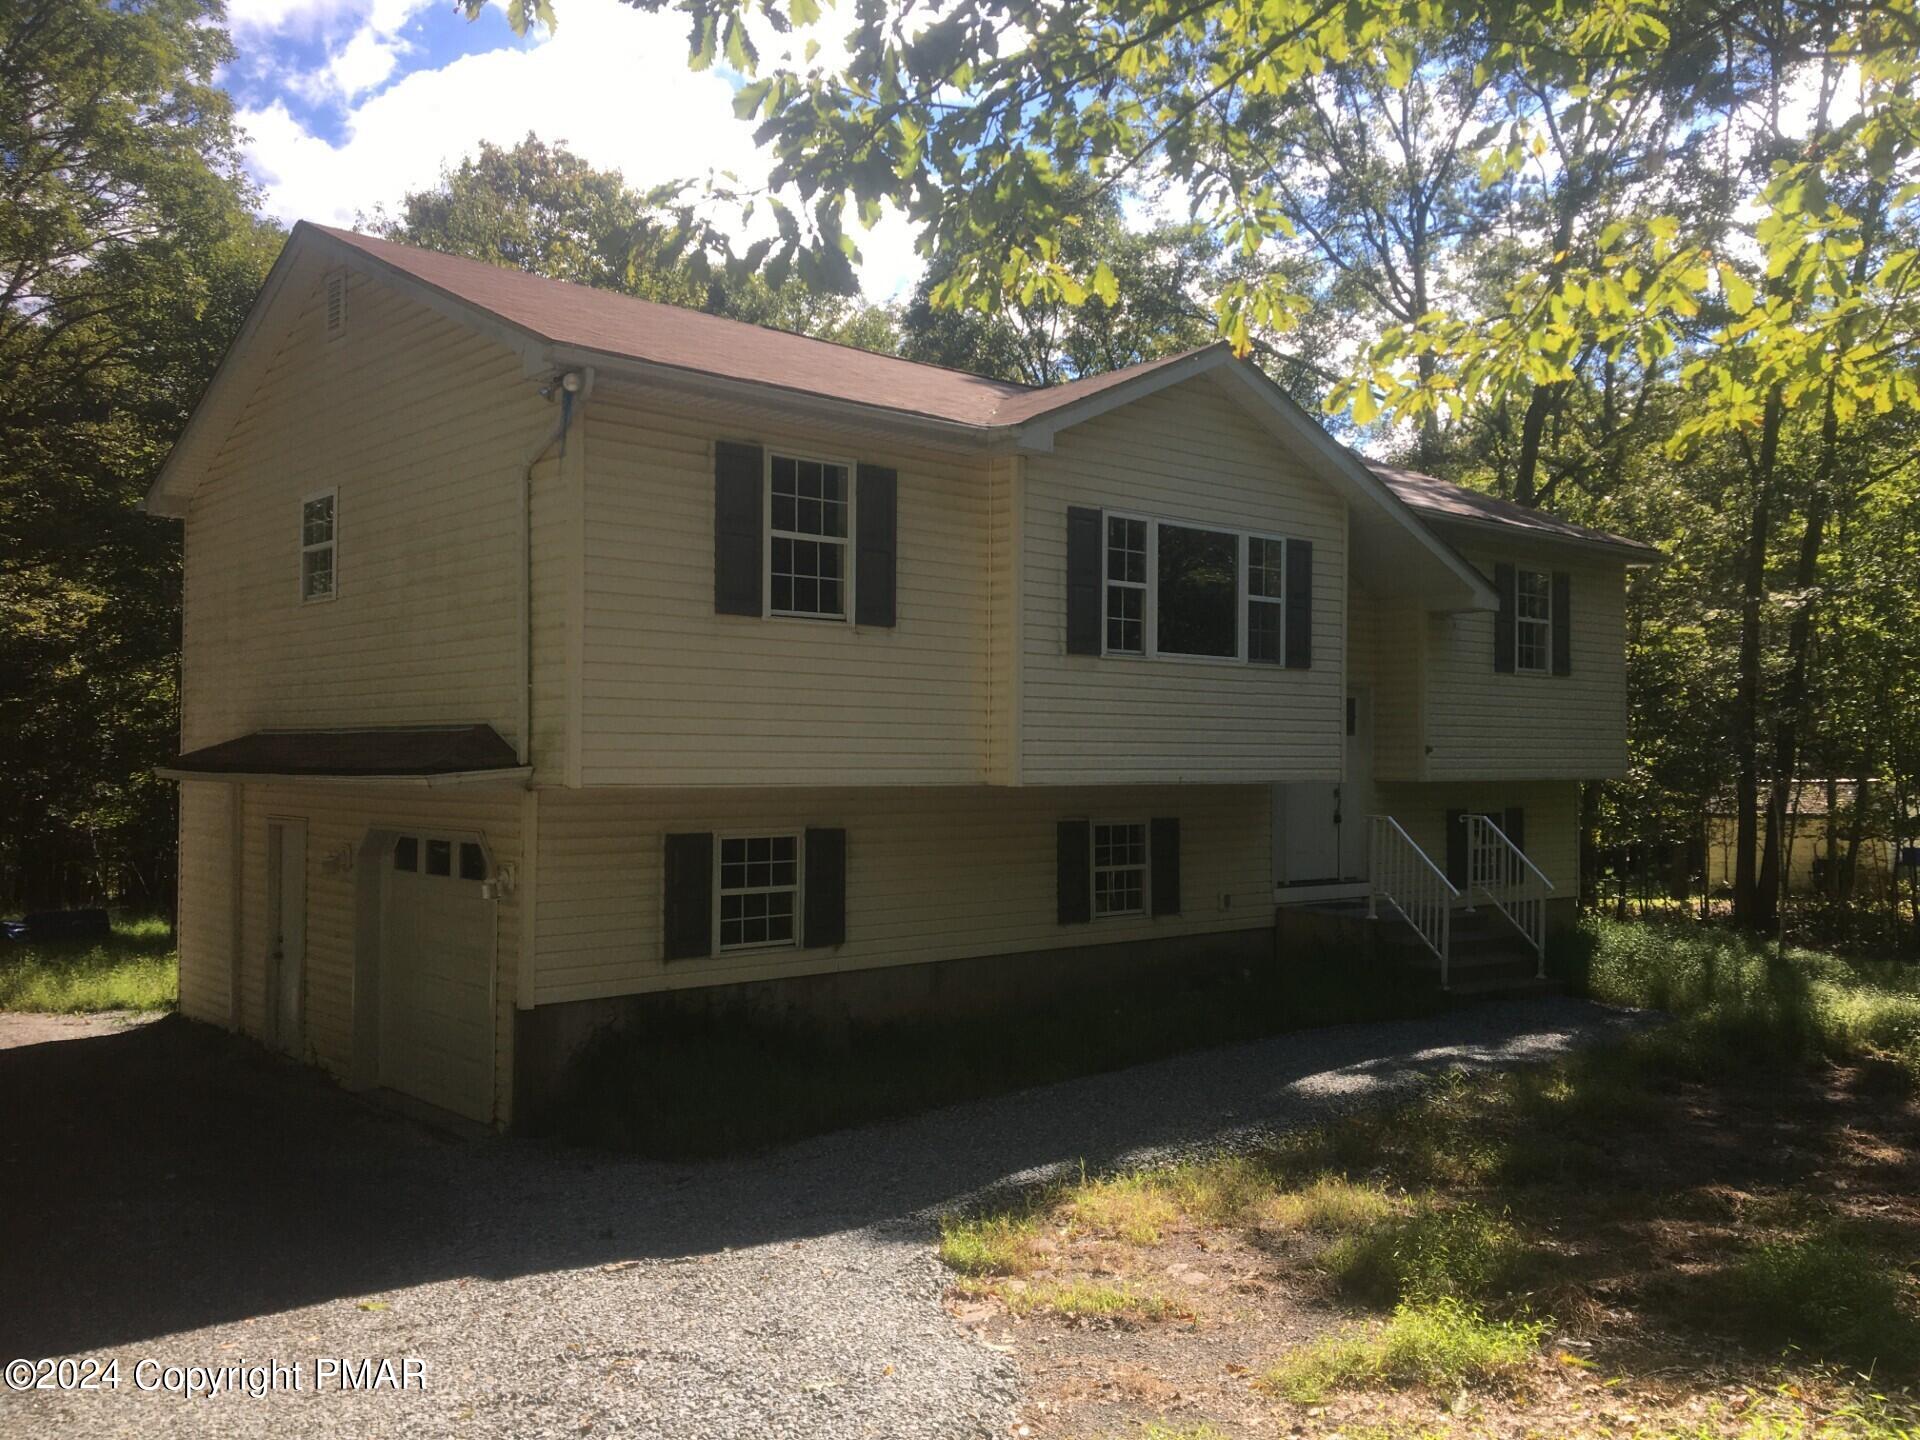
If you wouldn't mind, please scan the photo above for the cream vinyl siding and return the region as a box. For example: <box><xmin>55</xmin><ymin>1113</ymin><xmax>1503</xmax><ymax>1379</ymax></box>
<box><xmin>1349</xmin><ymin>587</ymin><xmax>1427</xmax><ymax>782</ymax></box>
<box><xmin>196</xmin><ymin>784</ymin><xmax>523</xmax><ymax>1125</ymax></box>
<box><xmin>1421</xmin><ymin>544</ymin><xmax>1629</xmax><ymax>781</ymax></box>
<box><xmin>179</xmin><ymin>269</ymin><xmax>550</xmax><ymax>761</ymax></box>
<box><xmin>1020</xmin><ymin>375</ymin><xmax>1347</xmax><ymax>784</ymax></box>
<box><xmin>529</xmin><ymin>442</ymin><xmax>580</xmax><ymax>784</ymax></box>
<box><xmin>530</xmin><ymin>784</ymin><xmax>1272</xmax><ymax>1003</ymax></box>
<box><xmin>577</xmin><ymin>395</ymin><xmax>993</xmax><ymax>786</ymax></box>
<box><xmin>1373</xmin><ymin>780</ymin><xmax>1581</xmax><ymax>895</ymax></box>
<box><xmin>176</xmin><ymin>780</ymin><xmax>235</xmax><ymax>1024</ymax></box>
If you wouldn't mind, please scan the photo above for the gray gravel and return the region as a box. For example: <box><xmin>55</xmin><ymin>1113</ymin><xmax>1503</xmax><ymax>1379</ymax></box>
<box><xmin>0</xmin><ymin>997</ymin><xmax>1643</xmax><ymax>1439</ymax></box>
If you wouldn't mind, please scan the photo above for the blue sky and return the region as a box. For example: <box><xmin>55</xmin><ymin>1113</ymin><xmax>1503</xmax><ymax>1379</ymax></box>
<box><xmin>221</xmin><ymin>0</ymin><xmax>925</xmax><ymax>298</ymax></box>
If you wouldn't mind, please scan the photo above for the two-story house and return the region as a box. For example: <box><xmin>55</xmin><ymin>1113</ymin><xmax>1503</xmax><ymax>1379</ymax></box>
<box><xmin>147</xmin><ymin>224</ymin><xmax>1654</xmax><ymax>1127</ymax></box>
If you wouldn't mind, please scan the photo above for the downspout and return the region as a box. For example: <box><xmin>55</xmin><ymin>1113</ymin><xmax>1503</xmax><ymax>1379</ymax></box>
<box><xmin>519</xmin><ymin>369</ymin><xmax>587</xmax><ymax>770</ymax></box>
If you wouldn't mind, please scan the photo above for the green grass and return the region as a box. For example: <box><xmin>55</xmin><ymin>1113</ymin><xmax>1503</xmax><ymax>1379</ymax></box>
<box><xmin>0</xmin><ymin>915</ymin><xmax>177</xmax><ymax>1013</ymax></box>
<box><xmin>1719</xmin><ymin>1232</ymin><xmax>1920</xmax><ymax>1372</ymax></box>
<box><xmin>1267</xmin><ymin>1174</ymin><xmax>1400</xmax><ymax>1233</ymax></box>
<box><xmin>1264</xmin><ymin>1297</ymin><xmax>1548</xmax><ymax>1403</ymax></box>
<box><xmin>1321</xmin><ymin>1203</ymin><xmax>1534</xmax><ymax>1308</ymax></box>
<box><xmin>1002</xmin><ymin>1278</ymin><xmax>1175</xmax><ymax>1320</ymax></box>
<box><xmin>1551</xmin><ymin>918</ymin><xmax>1920</xmax><ymax>1087</ymax></box>
<box><xmin>938</xmin><ymin>1210</ymin><xmax>1045</xmax><ymax>1276</ymax></box>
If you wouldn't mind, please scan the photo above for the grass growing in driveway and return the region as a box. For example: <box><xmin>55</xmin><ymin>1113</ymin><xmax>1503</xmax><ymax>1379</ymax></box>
<box><xmin>0</xmin><ymin>915</ymin><xmax>177</xmax><ymax>1012</ymax></box>
<box><xmin>939</xmin><ymin>919</ymin><xmax>1920</xmax><ymax>1439</ymax></box>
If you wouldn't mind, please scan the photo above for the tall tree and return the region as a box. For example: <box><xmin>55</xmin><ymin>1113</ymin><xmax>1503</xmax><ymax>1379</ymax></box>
<box><xmin>0</xmin><ymin>0</ymin><xmax>278</xmax><ymax>907</ymax></box>
<box><xmin>368</xmin><ymin>134</ymin><xmax>900</xmax><ymax>351</ymax></box>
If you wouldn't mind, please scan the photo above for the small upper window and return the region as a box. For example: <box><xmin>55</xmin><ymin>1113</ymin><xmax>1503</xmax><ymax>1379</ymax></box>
<box><xmin>717</xmin><ymin>834</ymin><xmax>799</xmax><ymax>949</ymax></box>
<box><xmin>769</xmin><ymin>454</ymin><xmax>849</xmax><ymax>620</ymax></box>
<box><xmin>301</xmin><ymin>491</ymin><xmax>335</xmax><ymax>603</ymax></box>
<box><xmin>425</xmin><ymin>839</ymin><xmax>451</xmax><ymax>877</ymax></box>
<box><xmin>393</xmin><ymin>836</ymin><xmax>417</xmax><ymax>872</ymax></box>
<box><xmin>1515</xmin><ymin>568</ymin><xmax>1551</xmax><ymax>673</ymax></box>
<box><xmin>324</xmin><ymin>270</ymin><xmax>348</xmax><ymax>340</ymax></box>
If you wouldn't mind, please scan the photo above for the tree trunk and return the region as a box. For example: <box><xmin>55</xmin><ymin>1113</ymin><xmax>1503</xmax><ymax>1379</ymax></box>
<box><xmin>1733</xmin><ymin>388</ymin><xmax>1783</xmax><ymax>928</ymax></box>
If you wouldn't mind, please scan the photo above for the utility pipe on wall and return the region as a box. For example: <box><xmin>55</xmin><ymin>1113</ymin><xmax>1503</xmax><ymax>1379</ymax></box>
<box><xmin>518</xmin><ymin>368</ymin><xmax>589</xmax><ymax>770</ymax></box>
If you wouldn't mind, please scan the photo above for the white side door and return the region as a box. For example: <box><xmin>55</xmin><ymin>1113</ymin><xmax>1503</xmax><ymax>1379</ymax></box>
<box><xmin>266</xmin><ymin>819</ymin><xmax>307</xmax><ymax>1055</ymax></box>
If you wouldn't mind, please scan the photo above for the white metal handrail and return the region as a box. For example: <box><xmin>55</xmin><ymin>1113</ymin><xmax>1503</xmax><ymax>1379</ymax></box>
<box><xmin>1462</xmin><ymin>813</ymin><xmax>1555</xmax><ymax>976</ymax></box>
<box><xmin>1368</xmin><ymin>815</ymin><xmax>1460</xmax><ymax>986</ymax></box>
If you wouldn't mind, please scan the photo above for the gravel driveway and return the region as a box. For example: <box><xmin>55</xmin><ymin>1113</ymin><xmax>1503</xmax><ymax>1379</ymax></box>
<box><xmin>0</xmin><ymin>998</ymin><xmax>1641</xmax><ymax>1439</ymax></box>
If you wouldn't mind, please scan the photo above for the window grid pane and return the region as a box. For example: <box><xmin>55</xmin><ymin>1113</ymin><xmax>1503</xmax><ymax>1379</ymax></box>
<box><xmin>717</xmin><ymin>834</ymin><xmax>801</xmax><ymax>950</ymax></box>
<box><xmin>1248</xmin><ymin>598</ymin><xmax>1283</xmax><ymax>663</ymax></box>
<box><xmin>1105</xmin><ymin>517</ymin><xmax>1147</xmax><ymax>654</ymax></box>
<box><xmin>771</xmin><ymin>455</ymin><xmax>849</xmax><ymax>619</ymax></box>
<box><xmin>1516</xmin><ymin>570</ymin><xmax>1551</xmax><ymax>672</ymax></box>
<box><xmin>1092</xmin><ymin>822</ymin><xmax>1147</xmax><ymax>917</ymax></box>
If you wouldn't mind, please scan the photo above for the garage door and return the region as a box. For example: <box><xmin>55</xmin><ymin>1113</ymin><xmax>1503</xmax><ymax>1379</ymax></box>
<box><xmin>380</xmin><ymin>833</ymin><xmax>496</xmax><ymax>1122</ymax></box>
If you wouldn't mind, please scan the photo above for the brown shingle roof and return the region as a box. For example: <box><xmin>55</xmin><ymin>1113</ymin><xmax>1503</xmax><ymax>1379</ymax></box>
<box><xmin>1369</xmin><ymin>464</ymin><xmax>1657</xmax><ymax>556</ymax></box>
<box><xmin>308</xmin><ymin>225</ymin><xmax>1649</xmax><ymax>558</ymax></box>
<box><xmin>167</xmin><ymin>725</ymin><xmax>521</xmax><ymax>778</ymax></box>
<box><xmin>315</xmin><ymin>224</ymin><xmax>1214</xmax><ymax>429</ymax></box>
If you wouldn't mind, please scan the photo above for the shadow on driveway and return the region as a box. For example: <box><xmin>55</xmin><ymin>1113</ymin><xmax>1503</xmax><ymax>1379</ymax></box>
<box><xmin>0</xmin><ymin>1000</ymin><xmax>1642</xmax><ymax>1359</ymax></box>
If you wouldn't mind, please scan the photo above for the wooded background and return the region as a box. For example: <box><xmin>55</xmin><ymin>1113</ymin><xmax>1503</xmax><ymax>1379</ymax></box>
<box><xmin>4</xmin><ymin>0</ymin><xmax>1915</xmax><ymax>948</ymax></box>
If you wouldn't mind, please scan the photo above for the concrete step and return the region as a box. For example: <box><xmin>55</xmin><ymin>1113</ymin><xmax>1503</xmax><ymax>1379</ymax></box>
<box><xmin>1443</xmin><ymin>973</ymin><xmax>1566</xmax><ymax>1002</ymax></box>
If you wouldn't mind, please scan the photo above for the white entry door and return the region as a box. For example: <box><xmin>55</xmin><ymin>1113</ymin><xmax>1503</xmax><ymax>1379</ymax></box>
<box><xmin>1275</xmin><ymin>691</ymin><xmax>1371</xmax><ymax>887</ymax></box>
<box><xmin>380</xmin><ymin>833</ymin><xmax>496</xmax><ymax>1123</ymax></box>
<box><xmin>266</xmin><ymin>819</ymin><xmax>306</xmax><ymax>1055</ymax></box>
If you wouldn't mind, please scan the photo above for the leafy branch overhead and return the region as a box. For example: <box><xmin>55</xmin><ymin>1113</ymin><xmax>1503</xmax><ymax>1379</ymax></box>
<box><xmin>471</xmin><ymin>0</ymin><xmax>1920</xmax><ymax>445</ymax></box>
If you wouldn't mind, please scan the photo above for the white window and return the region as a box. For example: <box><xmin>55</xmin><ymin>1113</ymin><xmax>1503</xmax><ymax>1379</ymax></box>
<box><xmin>1246</xmin><ymin>536</ymin><xmax>1286</xmax><ymax>664</ymax></box>
<box><xmin>1101</xmin><ymin>513</ymin><xmax>1291</xmax><ymax>664</ymax></box>
<box><xmin>716</xmin><ymin>834</ymin><xmax>800</xmax><ymax>950</ymax></box>
<box><xmin>300</xmin><ymin>490</ymin><xmax>336</xmax><ymax>603</ymax></box>
<box><xmin>769</xmin><ymin>452</ymin><xmax>850</xmax><ymax>620</ymax></box>
<box><xmin>1515</xmin><ymin>568</ymin><xmax>1551</xmax><ymax>673</ymax></box>
<box><xmin>1092</xmin><ymin>821</ymin><xmax>1148</xmax><ymax>917</ymax></box>
<box><xmin>1105</xmin><ymin>516</ymin><xmax>1147</xmax><ymax>653</ymax></box>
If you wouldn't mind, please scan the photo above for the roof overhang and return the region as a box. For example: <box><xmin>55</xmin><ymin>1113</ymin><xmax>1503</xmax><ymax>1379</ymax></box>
<box><xmin>1413</xmin><ymin>512</ymin><xmax>1661</xmax><ymax>565</ymax></box>
<box><xmin>157</xmin><ymin>725</ymin><xmax>530</xmax><ymax>788</ymax></box>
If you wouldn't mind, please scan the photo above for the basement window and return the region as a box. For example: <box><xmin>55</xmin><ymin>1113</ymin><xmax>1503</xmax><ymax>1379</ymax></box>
<box><xmin>1092</xmin><ymin>821</ymin><xmax>1148</xmax><ymax>918</ymax></box>
<box><xmin>717</xmin><ymin>834</ymin><xmax>799</xmax><ymax>950</ymax></box>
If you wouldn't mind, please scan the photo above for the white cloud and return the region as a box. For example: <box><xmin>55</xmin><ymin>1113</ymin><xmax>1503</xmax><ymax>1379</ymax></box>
<box><xmin>239</xmin><ymin>0</ymin><xmax>925</xmax><ymax>298</ymax></box>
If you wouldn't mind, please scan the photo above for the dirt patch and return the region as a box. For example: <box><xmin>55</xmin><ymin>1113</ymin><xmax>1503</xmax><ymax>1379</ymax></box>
<box><xmin>944</xmin><ymin>1060</ymin><xmax>1920</xmax><ymax>1439</ymax></box>
<box><xmin>0</xmin><ymin>1008</ymin><xmax>161</xmax><ymax>1050</ymax></box>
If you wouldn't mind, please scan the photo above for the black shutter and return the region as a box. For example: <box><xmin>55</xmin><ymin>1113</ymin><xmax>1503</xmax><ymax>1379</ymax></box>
<box><xmin>714</xmin><ymin>441</ymin><xmax>763</xmax><ymax>616</ymax></box>
<box><xmin>855</xmin><ymin>466</ymin><xmax>897</xmax><ymax>627</ymax></box>
<box><xmin>1284</xmin><ymin>537</ymin><xmax>1313</xmax><ymax>669</ymax></box>
<box><xmin>1493</xmin><ymin>562</ymin><xmax>1516</xmax><ymax>673</ymax></box>
<box><xmin>1551</xmin><ymin>570</ymin><xmax>1572</xmax><ymax>675</ymax></box>
<box><xmin>803</xmin><ymin>827</ymin><xmax>847</xmax><ymax>947</ymax></box>
<box><xmin>1150</xmin><ymin>817</ymin><xmax>1181</xmax><ymax>917</ymax></box>
<box><xmin>1065</xmin><ymin>506</ymin><xmax>1103</xmax><ymax>655</ymax></box>
<box><xmin>1445</xmin><ymin>810</ymin><xmax>1468</xmax><ymax>889</ymax></box>
<box><xmin>1057</xmin><ymin>819</ymin><xmax>1091</xmax><ymax>924</ymax></box>
<box><xmin>663</xmin><ymin>832</ymin><xmax>713</xmax><ymax>960</ymax></box>
<box><xmin>1502</xmin><ymin>807</ymin><xmax>1527</xmax><ymax>855</ymax></box>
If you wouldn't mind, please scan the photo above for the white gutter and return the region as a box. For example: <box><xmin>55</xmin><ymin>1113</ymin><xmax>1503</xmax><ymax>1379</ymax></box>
<box><xmin>516</xmin><ymin>368</ymin><xmax>591</xmax><ymax>769</ymax></box>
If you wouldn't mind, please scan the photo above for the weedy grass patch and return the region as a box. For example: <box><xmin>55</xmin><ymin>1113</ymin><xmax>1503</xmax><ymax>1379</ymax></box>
<box><xmin>1264</xmin><ymin>1297</ymin><xmax>1548</xmax><ymax>1403</ymax></box>
<box><xmin>0</xmin><ymin>915</ymin><xmax>176</xmax><ymax>1013</ymax></box>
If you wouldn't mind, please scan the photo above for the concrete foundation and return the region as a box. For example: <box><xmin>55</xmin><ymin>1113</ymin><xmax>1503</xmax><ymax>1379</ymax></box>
<box><xmin>513</xmin><ymin>925</ymin><xmax>1274</xmax><ymax>1129</ymax></box>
